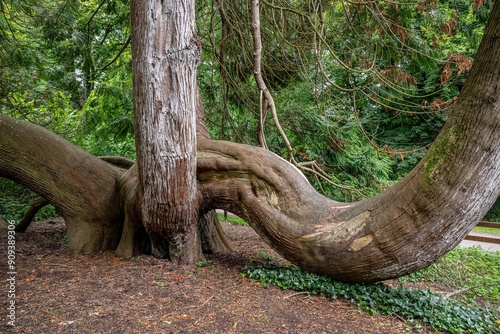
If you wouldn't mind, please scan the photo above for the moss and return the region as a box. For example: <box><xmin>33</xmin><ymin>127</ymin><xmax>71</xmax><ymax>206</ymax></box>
<box><xmin>421</xmin><ymin>123</ymin><xmax>461</xmax><ymax>187</ymax></box>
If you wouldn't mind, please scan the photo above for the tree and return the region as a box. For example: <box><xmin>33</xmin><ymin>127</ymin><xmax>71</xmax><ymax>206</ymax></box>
<box><xmin>0</xmin><ymin>0</ymin><xmax>499</xmax><ymax>283</ymax></box>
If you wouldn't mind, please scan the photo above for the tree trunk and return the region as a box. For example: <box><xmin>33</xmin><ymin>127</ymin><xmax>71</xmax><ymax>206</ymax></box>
<box><xmin>114</xmin><ymin>85</ymin><xmax>232</xmax><ymax>258</ymax></box>
<box><xmin>130</xmin><ymin>0</ymin><xmax>202</xmax><ymax>264</ymax></box>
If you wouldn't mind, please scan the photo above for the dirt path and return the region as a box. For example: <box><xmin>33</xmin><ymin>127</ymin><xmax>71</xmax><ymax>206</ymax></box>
<box><xmin>1</xmin><ymin>218</ymin><xmax>438</xmax><ymax>333</ymax></box>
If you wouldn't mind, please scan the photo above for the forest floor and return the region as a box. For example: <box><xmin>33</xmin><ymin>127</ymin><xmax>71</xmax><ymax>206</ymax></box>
<box><xmin>0</xmin><ymin>218</ymin><xmax>453</xmax><ymax>334</ymax></box>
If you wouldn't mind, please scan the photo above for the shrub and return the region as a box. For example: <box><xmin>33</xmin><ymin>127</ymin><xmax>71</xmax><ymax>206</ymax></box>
<box><xmin>242</xmin><ymin>264</ymin><xmax>500</xmax><ymax>333</ymax></box>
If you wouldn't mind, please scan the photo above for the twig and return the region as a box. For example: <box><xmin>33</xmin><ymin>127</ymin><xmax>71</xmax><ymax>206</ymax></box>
<box><xmin>251</xmin><ymin>0</ymin><xmax>294</xmax><ymax>160</ymax></box>
<box><xmin>443</xmin><ymin>287</ymin><xmax>470</xmax><ymax>299</ymax></box>
<box><xmin>284</xmin><ymin>291</ymin><xmax>308</xmax><ymax>299</ymax></box>
<box><xmin>200</xmin><ymin>293</ymin><xmax>216</xmax><ymax>307</ymax></box>
<box><xmin>443</xmin><ymin>284</ymin><xmax>498</xmax><ymax>299</ymax></box>
<box><xmin>180</xmin><ymin>293</ymin><xmax>216</xmax><ymax>311</ymax></box>
<box><xmin>392</xmin><ymin>313</ymin><xmax>407</xmax><ymax>323</ymax></box>
<box><xmin>98</xmin><ymin>35</ymin><xmax>131</xmax><ymax>72</ymax></box>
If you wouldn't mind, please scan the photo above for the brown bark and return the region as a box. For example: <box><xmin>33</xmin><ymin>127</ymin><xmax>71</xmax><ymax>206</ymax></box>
<box><xmin>198</xmin><ymin>210</ymin><xmax>232</xmax><ymax>253</ymax></box>
<box><xmin>115</xmin><ymin>86</ymin><xmax>231</xmax><ymax>258</ymax></box>
<box><xmin>0</xmin><ymin>115</ymin><xmax>123</xmax><ymax>253</ymax></box>
<box><xmin>10</xmin><ymin>156</ymin><xmax>133</xmax><ymax>234</ymax></box>
<box><xmin>99</xmin><ymin>156</ymin><xmax>135</xmax><ymax>170</ymax></box>
<box><xmin>15</xmin><ymin>197</ymin><xmax>49</xmax><ymax>232</ymax></box>
<box><xmin>131</xmin><ymin>0</ymin><xmax>202</xmax><ymax>264</ymax></box>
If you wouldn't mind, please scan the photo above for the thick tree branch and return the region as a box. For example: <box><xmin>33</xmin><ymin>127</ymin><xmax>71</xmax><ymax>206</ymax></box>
<box><xmin>0</xmin><ymin>114</ymin><xmax>123</xmax><ymax>253</ymax></box>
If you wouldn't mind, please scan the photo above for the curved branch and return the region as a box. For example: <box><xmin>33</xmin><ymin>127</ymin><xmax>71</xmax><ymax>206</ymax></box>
<box><xmin>15</xmin><ymin>197</ymin><xmax>49</xmax><ymax>232</ymax></box>
<box><xmin>0</xmin><ymin>114</ymin><xmax>123</xmax><ymax>253</ymax></box>
<box><xmin>195</xmin><ymin>6</ymin><xmax>500</xmax><ymax>282</ymax></box>
<box><xmin>197</xmin><ymin>107</ymin><xmax>498</xmax><ymax>282</ymax></box>
<box><xmin>251</xmin><ymin>0</ymin><xmax>293</xmax><ymax>157</ymax></box>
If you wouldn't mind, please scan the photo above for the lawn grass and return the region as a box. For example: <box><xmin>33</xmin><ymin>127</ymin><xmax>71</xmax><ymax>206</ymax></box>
<box><xmin>473</xmin><ymin>226</ymin><xmax>500</xmax><ymax>235</ymax></box>
<box><xmin>400</xmin><ymin>246</ymin><xmax>500</xmax><ymax>305</ymax></box>
<box><xmin>217</xmin><ymin>213</ymin><xmax>248</xmax><ymax>226</ymax></box>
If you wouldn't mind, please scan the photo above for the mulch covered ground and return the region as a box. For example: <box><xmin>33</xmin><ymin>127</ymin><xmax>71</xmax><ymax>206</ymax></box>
<box><xmin>0</xmin><ymin>218</ymin><xmax>439</xmax><ymax>333</ymax></box>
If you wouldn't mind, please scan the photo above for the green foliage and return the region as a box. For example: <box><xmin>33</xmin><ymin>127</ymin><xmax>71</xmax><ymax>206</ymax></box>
<box><xmin>473</xmin><ymin>227</ymin><xmax>500</xmax><ymax>235</ymax></box>
<box><xmin>0</xmin><ymin>179</ymin><xmax>30</xmax><ymax>221</ymax></box>
<box><xmin>242</xmin><ymin>264</ymin><xmax>500</xmax><ymax>333</ymax></box>
<box><xmin>484</xmin><ymin>199</ymin><xmax>500</xmax><ymax>222</ymax></box>
<box><xmin>196</xmin><ymin>259</ymin><xmax>212</xmax><ymax>267</ymax></box>
<box><xmin>400</xmin><ymin>246</ymin><xmax>500</xmax><ymax>305</ymax></box>
<box><xmin>1</xmin><ymin>0</ymin><xmax>135</xmax><ymax>217</ymax></box>
<box><xmin>0</xmin><ymin>0</ymin><xmax>134</xmax><ymax>156</ymax></box>
<box><xmin>0</xmin><ymin>178</ymin><xmax>57</xmax><ymax>222</ymax></box>
<box><xmin>217</xmin><ymin>214</ymin><xmax>248</xmax><ymax>226</ymax></box>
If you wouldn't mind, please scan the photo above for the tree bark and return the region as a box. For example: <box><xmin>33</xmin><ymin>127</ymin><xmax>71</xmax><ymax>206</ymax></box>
<box><xmin>15</xmin><ymin>197</ymin><xmax>49</xmax><ymax>232</ymax></box>
<box><xmin>130</xmin><ymin>0</ymin><xmax>202</xmax><ymax>264</ymax></box>
<box><xmin>114</xmin><ymin>85</ymin><xmax>232</xmax><ymax>258</ymax></box>
<box><xmin>0</xmin><ymin>115</ymin><xmax>123</xmax><ymax>253</ymax></box>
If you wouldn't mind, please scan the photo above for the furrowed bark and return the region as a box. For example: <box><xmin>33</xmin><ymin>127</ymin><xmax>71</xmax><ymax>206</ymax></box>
<box><xmin>131</xmin><ymin>0</ymin><xmax>202</xmax><ymax>264</ymax></box>
<box><xmin>114</xmin><ymin>86</ymin><xmax>232</xmax><ymax>258</ymax></box>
